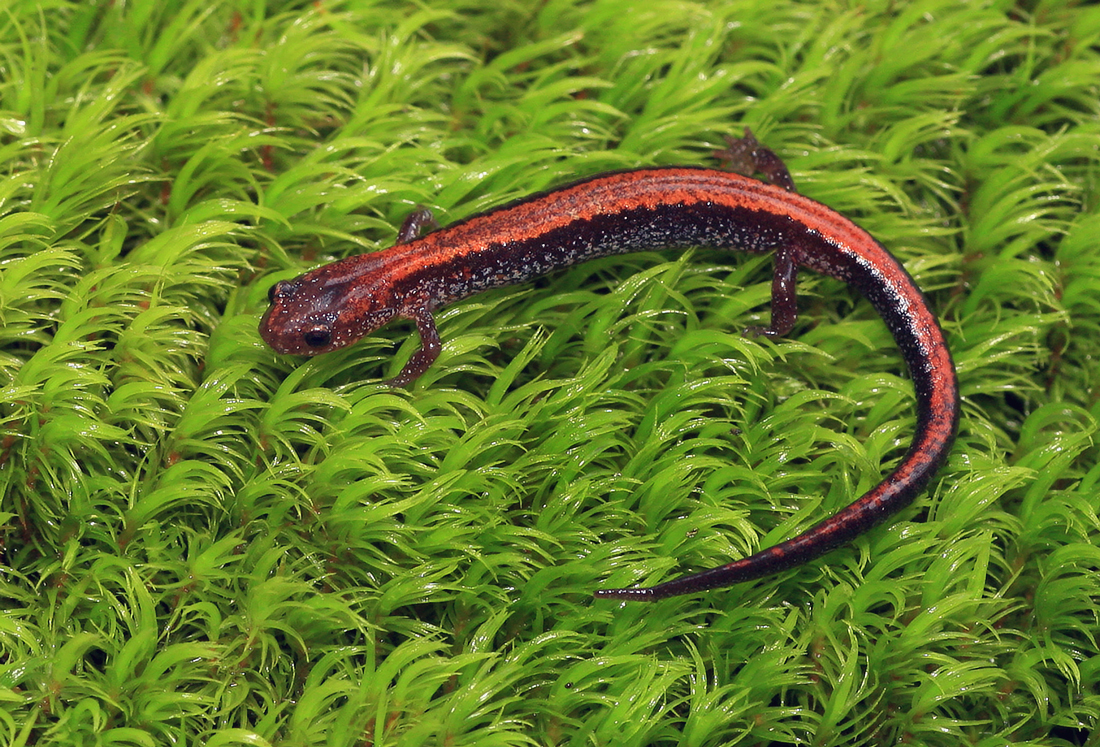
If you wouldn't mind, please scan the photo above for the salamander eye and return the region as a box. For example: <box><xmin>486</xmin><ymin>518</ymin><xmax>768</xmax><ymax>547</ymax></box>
<box><xmin>267</xmin><ymin>281</ymin><xmax>283</xmax><ymax>303</ymax></box>
<box><xmin>303</xmin><ymin>327</ymin><xmax>332</xmax><ymax>348</ymax></box>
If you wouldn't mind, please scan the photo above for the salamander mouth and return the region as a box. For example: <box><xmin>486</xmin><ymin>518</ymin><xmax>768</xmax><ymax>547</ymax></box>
<box><xmin>257</xmin><ymin>304</ymin><xmax>291</xmax><ymax>353</ymax></box>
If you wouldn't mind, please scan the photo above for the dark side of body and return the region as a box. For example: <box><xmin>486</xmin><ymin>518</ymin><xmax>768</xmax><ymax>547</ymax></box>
<box><xmin>259</xmin><ymin>131</ymin><xmax>959</xmax><ymax>601</ymax></box>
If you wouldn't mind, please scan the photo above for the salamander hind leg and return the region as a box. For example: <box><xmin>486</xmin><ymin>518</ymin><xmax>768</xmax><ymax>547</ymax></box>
<box><xmin>396</xmin><ymin>208</ymin><xmax>439</xmax><ymax>244</ymax></box>
<box><xmin>744</xmin><ymin>243</ymin><xmax>799</xmax><ymax>339</ymax></box>
<box><xmin>715</xmin><ymin>129</ymin><xmax>801</xmax><ymax>338</ymax></box>
<box><xmin>715</xmin><ymin>128</ymin><xmax>797</xmax><ymax>193</ymax></box>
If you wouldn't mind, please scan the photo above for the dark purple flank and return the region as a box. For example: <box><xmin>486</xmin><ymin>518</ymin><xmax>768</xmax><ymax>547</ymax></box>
<box><xmin>260</xmin><ymin>134</ymin><xmax>959</xmax><ymax>601</ymax></box>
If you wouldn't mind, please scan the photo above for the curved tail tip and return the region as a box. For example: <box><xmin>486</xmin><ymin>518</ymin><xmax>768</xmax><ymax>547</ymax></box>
<box><xmin>593</xmin><ymin>586</ymin><xmax>659</xmax><ymax>602</ymax></box>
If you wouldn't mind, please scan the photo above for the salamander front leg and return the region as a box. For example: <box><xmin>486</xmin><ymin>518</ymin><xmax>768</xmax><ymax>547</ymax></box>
<box><xmin>384</xmin><ymin>308</ymin><xmax>442</xmax><ymax>387</ymax></box>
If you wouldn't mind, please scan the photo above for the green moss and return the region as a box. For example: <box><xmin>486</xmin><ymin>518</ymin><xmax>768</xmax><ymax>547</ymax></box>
<box><xmin>1</xmin><ymin>0</ymin><xmax>1099</xmax><ymax>745</ymax></box>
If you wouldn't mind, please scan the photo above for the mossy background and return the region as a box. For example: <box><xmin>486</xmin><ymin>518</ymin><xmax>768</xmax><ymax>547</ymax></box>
<box><xmin>1</xmin><ymin>0</ymin><xmax>1098</xmax><ymax>744</ymax></box>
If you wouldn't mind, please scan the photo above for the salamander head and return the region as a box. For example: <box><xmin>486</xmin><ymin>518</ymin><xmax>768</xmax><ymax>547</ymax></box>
<box><xmin>259</xmin><ymin>256</ymin><xmax>399</xmax><ymax>355</ymax></box>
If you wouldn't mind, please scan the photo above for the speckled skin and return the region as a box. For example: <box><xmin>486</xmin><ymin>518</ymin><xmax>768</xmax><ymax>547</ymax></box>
<box><xmin>260</xmin><ymin>136</ymin><xmax>958</xmax><ymax>601</ymax></box>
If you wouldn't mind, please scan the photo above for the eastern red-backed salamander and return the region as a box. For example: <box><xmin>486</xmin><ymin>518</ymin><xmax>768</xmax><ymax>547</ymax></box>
<box><xmin>260</xmin><ymin>130</ymin><xmax>959</xmax><ymax>601</ymax></box>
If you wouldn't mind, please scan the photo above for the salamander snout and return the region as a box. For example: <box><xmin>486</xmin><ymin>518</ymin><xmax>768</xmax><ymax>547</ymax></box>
<box><xmin>260</xmin><ymin>277</ymin><xmax>339</xmax><ymax>355</ymax></box>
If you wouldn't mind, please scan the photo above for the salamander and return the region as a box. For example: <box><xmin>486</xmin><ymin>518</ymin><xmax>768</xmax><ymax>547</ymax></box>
<box><xmin>259</xmin><ymin>130</ymin><xmax>959</xmax><ymax>601</ymax></box>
